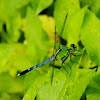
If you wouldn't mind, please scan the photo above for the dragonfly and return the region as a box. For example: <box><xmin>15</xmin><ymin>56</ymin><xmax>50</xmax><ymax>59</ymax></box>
<box><xmin>17</xmin><ymin>14</ymin><xmax>78</xmax><ymax>77</ymax></box>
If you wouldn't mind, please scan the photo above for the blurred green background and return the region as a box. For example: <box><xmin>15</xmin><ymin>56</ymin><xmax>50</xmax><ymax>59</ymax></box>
<box><xmin>0</xmin><ymin>0</ymin><xmax>100</xmax><ymax>100</ymax></box>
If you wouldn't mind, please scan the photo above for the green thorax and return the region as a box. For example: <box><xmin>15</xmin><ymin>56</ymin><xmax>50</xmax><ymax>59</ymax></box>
<box><xmin>55</xmin><ymin>46</ymin><xmax>68</xmax><ymax>57</ymax></box>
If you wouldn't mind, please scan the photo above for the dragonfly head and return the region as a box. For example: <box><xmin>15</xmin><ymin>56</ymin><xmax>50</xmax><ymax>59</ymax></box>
<box><xmin>70</xmin><ymin>44</ymin><xmax>77</xmax><ymax>51</ymax></box>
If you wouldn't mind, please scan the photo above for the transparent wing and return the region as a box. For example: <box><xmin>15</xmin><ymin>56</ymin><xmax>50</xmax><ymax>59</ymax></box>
<box><xmin>51</xmin><ymin>13</ymin><xmax>68</xmax><ymax>85</ymax></box>
<box><xmin>51</xmin><ymin>26</ymin><xmax>57</xmax><ymax>85</ymax></box>
<box><xmin>59</xmin><ymin>13</ymin><xmax>68</xmax><ymax>39</ymax></box>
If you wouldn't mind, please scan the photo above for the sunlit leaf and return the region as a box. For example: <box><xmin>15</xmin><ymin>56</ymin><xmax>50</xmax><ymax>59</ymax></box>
<box><xmin>86</xmin><ymin>73</ymin><xmax>100</xmax><ymax>100</ymax></box>
<box><xmin>23</xmin><ymin>69</ymin><xmax>50</xmax><ymax>100</ymax></box>
<box><xmin>80</xmin><ymin>0</ymin><xmax>100</xmax><ymax>18</ymax></box>
<box><xmin>81</xmin><ymin>9</ymin><xmax>100</xmax><ymax>66</ymax></box>
<box><xmin>39</xmin><ymin>15</ymin><xmax>55</xmax><ymax>42</ymax></box>
<box><xmin>0</xmin><ymin>73</ymin><xmax>24</xmax><ymax>93</ymax></box>
<box><xmin>25</xmin><ymin>7</ymin><xmax>51</xmax><ymax>63</ymax></box>
<box><xmin>31</xmin><ymin>0</ymin><xmax>53</xmax><ymax>15</ymax></box>
<box><xmin>0</xmin><ymin>92</ymin><xmax>11</xmax><ymax>100</ymax></box>
<box><xmin>54</xmin><ymin>0</ymin><xmax>80</xmax><ymax>34</ymax></box>
<box><xmin>36</xmin><ymin>69</ymin><xmax>66</xmax><ymax>100</ymax></box>
<box><xmin>63</xmin><ymin>6</ymin><xmax>88</xmax><ymax>46</ymax></box>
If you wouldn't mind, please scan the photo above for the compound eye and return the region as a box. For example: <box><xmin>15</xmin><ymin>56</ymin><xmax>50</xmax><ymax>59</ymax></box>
<box><xmin>70</xmin><ymin>44</ymin><xmax>75</xmax><ymax>47</ymax></box>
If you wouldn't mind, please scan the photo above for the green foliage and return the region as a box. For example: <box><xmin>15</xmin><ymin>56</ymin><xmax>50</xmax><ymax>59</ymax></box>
<box><xmin>54</xmin><ymin>0</ymin><xmax>80</xmax><ymax>38</ymax></box>
<box><xmin>0</xmin><ymin>0</ymin><xmax>100</xmax><ymax>100</ymax></box>
<box><xmin>80</xmin><ymin>0</ymin><xmax>100</xmax><ymax>16</ymax></box>
<box><xmin>86</xmin><ymin>73</ymin><xmax>100</xmax><ymax>100</ymax></box>
<box><xmin>81</xmin><ymin>9</ymin><xmax>100</xmax><ymax>66</ymax></box>
<box><xmin>31</xmin><ymin>0</ymin><xmax>53</xmax><ymax>15</ymax></box>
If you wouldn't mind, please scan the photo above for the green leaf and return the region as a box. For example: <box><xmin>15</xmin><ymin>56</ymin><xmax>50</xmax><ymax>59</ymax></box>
<box><xmin>80</xmin><ymin>51</ymin><xmax>97</xmax><ymax>69</ymax></box>
<box><xmin>10</xmin><ymin>0</ymin><xmax>29</xmax><ymax>9</ymax></box>
<box><xmin>0</xmin><ymin>92</ymin><xmax>11</xmax><ymax>100</ymax></box>
<box><xmin>0</xmin><ymin>0</ymin><xmax>29</xmax><ymax>43</ymax></box>
<box><xmin>39</xmin><ymin>15</ymin><xmax>55</xmax><ymax>42</ymax></box>
<box><xmin>0</xmin><ymin>43</ymin><xmax>33</xmax><ymax>76</ymax></box>
<box><xmin>63</xmin><ymin>6</ymin><xmax>88</xmax><ymax>46</ymax></box>
<box><xmin>81</xmin><ymin>9</ymin><xmax>100</xmax><ymax>66</ymax></box>
<box><xmin>26</xmin><ymin>7</ymin><xmax>49</xmax><ymax>46</ymax></box>
<box><xmin>10</xmin><ymin>44</ymin><xmax>33</xmax><ymax>71</ymax></box>
<box><xmin>25</xmin><ymin>7</ymin><xmax>50</xmax><ymax>60</ymax></box>
<box><xmin>57</xmin><ymin>64</ymin><xmax>95</xmax><ymax>100</ymax></box>
<box><xmin>0</xmin><ymin>44</ymin><xmax>15</xmax><ymax>70</ymax></box>
<box><xmin>23</xmin><ymin>69</ymin><xmax>50</xmax><ymax>100</ymax></box>
<box><xmin>6</xmin><ymin>12</ymin><xmax>21</xmax><ymax>42</ymax></box>
<box><xmin>54</xmin><ymin>0</ymin><xmax>80</xmax><ymax>35</ymax></box>
<box><xmin>0</xmin><ymin>73</ymin><xmax>24</xmax><ymax>93</ymax></box>
<box><xmin>67</xmin><ymin>69</ymin><xmax>95</xmax><ymax>100</ymax></box>
<box><xmin>0</xmin><ymin>0</ymin><xmax>29</xmax><ymax>18</ymax></box>
<box><xmin>31</xmin><ymin>0</ymin><xmax>53</xmax><ymax>15</ymax></box>
<box><xmin>36</xmin><ymin>69</ymin><xmax>66</xmax><ymax>100</ymax></box>
<box><xmin>86</xmin><ymin>73</ymin><xmax>100</xmax><ymax>100</ymax></box>
<box><xmin>80</xmin><ymin>0</ymin><xmax>100</xmax><ymax>17</ymax></box>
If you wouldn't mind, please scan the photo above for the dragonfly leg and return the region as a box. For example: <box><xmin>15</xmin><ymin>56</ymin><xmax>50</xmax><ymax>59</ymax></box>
<box><xmin>61</xmin><ymin>54</ymin><xmax>69</xmax><ymax>76</ymax></box>
<box><xmin>62</xmin><ymin>64</ymin><xmax>68</xmax><ymax>77</ymax></box>
<box><xmin>70</xmin><ymin>54</ymin><xmax>79</xmax><ymax>64</ymax></box>
<box><xmin>62</xmin><ymin>54</ymin><xmax>69</xmax><ymax>64</ymax></box>
<box><xmin>71</xmin><ymin>53</ymin><xmax>77</xmax><ymax>56</ymax></box>
<box><xmin>61</xmin><ymin>55</ymin><xmax>66</xmax><ymax>60</ymax></box>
